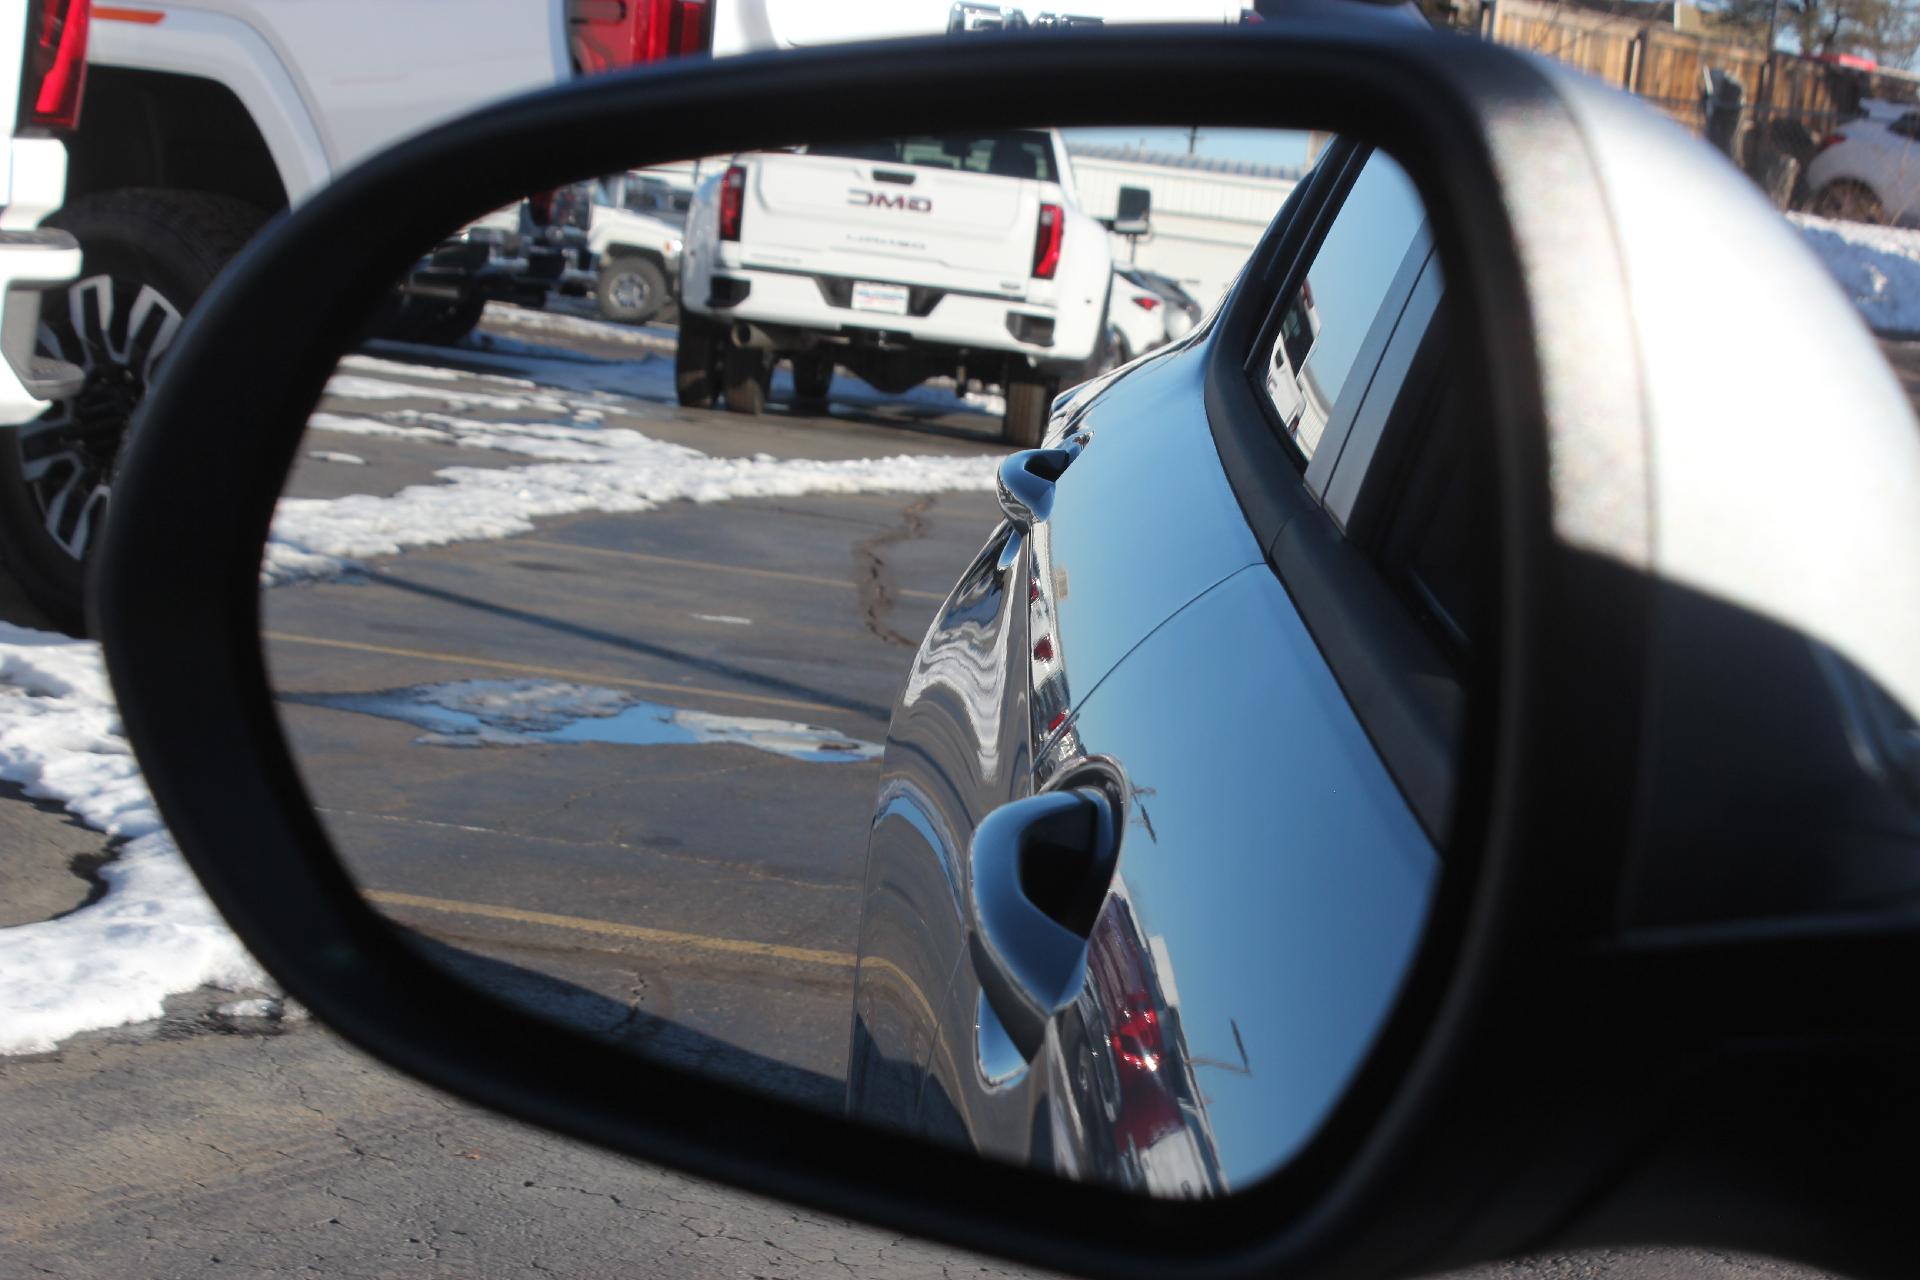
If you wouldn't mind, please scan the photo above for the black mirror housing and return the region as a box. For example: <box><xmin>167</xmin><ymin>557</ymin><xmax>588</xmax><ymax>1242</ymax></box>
<box><xmin>92</xmin><ymin>22</ymin><xmax>1920</xmax><ymax>1280</ymax></box>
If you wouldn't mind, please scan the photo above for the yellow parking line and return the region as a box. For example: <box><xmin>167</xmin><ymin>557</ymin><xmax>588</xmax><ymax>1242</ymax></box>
<box><xmin>366</xmin><ymin>888</ymin><xmax>856</xmax><ymax>968</ymax></box>
<box><xmin>261</xmin><ymin>631</ymin><xmax>846</xmax><ymax>716</ymax></box>
<box><xmin>512</xmin><ymin>539</ymin><xmax>946</xmax><ymax>603</ymax></box>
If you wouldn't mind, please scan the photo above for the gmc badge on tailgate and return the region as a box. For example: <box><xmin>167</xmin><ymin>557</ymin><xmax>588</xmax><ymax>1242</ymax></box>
<box><xmin>850</xmin><ymin>191</ymin><xmax>934</xmax><ymax>213</ymax></box>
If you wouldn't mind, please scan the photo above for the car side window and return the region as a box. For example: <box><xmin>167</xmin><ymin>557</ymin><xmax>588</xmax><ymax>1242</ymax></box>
<box><xmin>1233</xmin><ymin>142</ymin><xmax>1489</xmax><ymax>834</ymax></box>
<box><xmin>1253</xmin><ymin>150</ymin><xmax>1428</xmax><ymax>461</ymax></box>
<box><xmin>1893</xmin><ymin>112</ymin><xmax>1920</xmax><ymax>140</ymax></box>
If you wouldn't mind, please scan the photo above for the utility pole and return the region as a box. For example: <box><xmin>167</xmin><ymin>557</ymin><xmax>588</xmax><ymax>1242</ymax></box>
<box><xmin>1185</xmin><ymin>125</ymin><xmax>1200</xmax><ymax>155</ymax></box>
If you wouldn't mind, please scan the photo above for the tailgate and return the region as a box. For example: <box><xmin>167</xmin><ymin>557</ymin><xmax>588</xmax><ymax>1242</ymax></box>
<box><xmin>741</xmin><ymin>151</ymin><xmax>1042</xmax><ymax>295</ymax></box>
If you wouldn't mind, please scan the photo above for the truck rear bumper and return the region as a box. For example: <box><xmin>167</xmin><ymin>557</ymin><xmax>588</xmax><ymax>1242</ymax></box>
<box><xmin>0</xmin><ymin>140</ymin><xmax>80</xmax><ymax>427</ymax></box>
<box><xmin>689</xmin><ymin>265</ymin><xmax>1099</xmax><ymax>363</ymax></box>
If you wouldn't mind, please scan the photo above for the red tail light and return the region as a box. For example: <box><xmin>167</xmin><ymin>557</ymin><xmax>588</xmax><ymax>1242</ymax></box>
<box><xmin>718</xmin><ymin>164</ymin><xmax>746</xmax><ymax>242</ymax></box>
<box><xmin>1032</xmin><ymin>203</ymin><xmax>1063</xmax><ymax>280</ymax></box>
<box><xmin>632</xmin><ymin>0</ymin><xmax>709</xmax><ymax>61</ymax></box>
<box><xmin>1110</xmin><ymin>996</ymin><xmax>1162</xmax><ymax>1073</ymax></box>
<box><xmin>570</xmin><ymin>0</ymin><xmax>710</xmax><ymax>72</ymax></box>
<box><xmin>528</xmin><ymin>189</ymin><xmax>558</xmax><ymax>226</ymax></box>
<box><xmin>1817</xmin><ymin>132</ymin><xmax>1848</xmax><ymax>154</ymax></box>
<box><xmin>1131</xmin><ymin>294</ymin><xmax>1160</xmax><ymax>311</ymax></box>
<box><xmin>20</xmin><ymin>0</ymin><xmax>90</xmax><ymax>133</ymax></box>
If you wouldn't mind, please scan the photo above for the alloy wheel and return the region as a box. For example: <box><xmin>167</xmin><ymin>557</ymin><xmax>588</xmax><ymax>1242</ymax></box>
<box><xmin>19</xmin><ymin>274</ymin><xmax>183</xmax><ymax>560</ymax></box>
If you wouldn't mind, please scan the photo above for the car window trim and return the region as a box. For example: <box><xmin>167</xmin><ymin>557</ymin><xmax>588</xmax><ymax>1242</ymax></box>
<box><xmin>1204</xmin><ymin>139</ymin><xmax>1460</xmax><ymax>842</ymax></box>
<box><xmin>1321</xmin><ymin>247</ymin><xmax>1445</xmax><ymax>537</ymax></box>
<box><xmin>1298</xmin><ymin>221</ymin><xmax>1434</xmax><ymax>498</ymax></box>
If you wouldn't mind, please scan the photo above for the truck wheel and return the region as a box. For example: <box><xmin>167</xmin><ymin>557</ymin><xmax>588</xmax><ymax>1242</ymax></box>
<box><xmin>0</xmin><ymin>188</ymin><xmax>265</xmax><ymax>635</ymax></box>
<box><xmin>676</xmin><ymin>316</ymin><xmax>721</xmax><ymax>408</ymax></box>
<box><xmin>393</xmin><ymin>295</ymin><xmax>486</xmax><ymax>346</ymax></box>
<box><xmin>723</xmin><ymin>347</ymin><xmax>770</xmax><ymax>415</ymax></box>
<box><xmin>1810</xmin><ymin>180</ymin><xmax>1884</xmax><ymax>224</ymax></box>
<box><xmin>597</xmin><ymin>256</ymin><xmax>667</xmax><ymax>324</ymax></box>
<box><xmin>1002</xmin><ymin>377</ymin><xmax>1056</xmax><ymax>448</ymax></box>
<box><xmin>792</xmin><ymin>353</ymin><xmax>834</xmax><ymax>407</ymax></box>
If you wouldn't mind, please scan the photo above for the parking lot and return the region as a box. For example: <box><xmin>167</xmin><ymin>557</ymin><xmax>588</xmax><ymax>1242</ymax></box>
<box><xmin>0</xmin><ymin>304</ymin><xmax>1876</xmax><ymax>1279</ymax></box>
<box><xmin>263</xmin><ymin>307</ymin><xmax>1002</xmax><ymax>1108</ymax></box>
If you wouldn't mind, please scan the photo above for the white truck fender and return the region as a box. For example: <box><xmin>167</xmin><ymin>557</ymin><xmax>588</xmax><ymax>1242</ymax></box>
<box><xmin>90</xmin><ymin>6</ymin><xmax>332</xmax><ymax>203</ymax></box>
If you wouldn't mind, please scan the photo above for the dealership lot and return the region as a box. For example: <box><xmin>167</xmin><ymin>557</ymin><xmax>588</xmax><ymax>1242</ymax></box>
<box><xmin>0</xmin><ymin>308</ymin><xmax>1871</xmax><ymax>1278</ymax></box>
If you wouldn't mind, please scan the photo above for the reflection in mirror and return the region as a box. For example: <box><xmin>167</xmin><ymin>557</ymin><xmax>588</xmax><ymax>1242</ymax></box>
<box><xmin>259</xmin><ymin>125</ymin><xmax>1472</xmax><ymax>1199</ymax></box>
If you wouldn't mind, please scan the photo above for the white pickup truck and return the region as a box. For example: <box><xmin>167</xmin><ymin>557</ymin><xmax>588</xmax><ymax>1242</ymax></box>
<box><xmin>589</xmin><ymin>171</ymin><xmax>695</xmax><ymax>324</ymax></box>
<box><xmin>677</xmin><ymin>129</ymin><xmax>1111</xmax><ymax>445</ymax></box>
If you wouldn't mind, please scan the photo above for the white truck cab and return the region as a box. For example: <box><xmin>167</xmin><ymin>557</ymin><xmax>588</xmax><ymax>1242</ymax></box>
<box><xmin>677</xmin><ymin>129</ymin><xmax>1112</xmax><ymax>444</ymax></box>
<box><xmin>589</xmin><ymin>172</ymin><xmax>694</xmax><ymax>324</ymax></box>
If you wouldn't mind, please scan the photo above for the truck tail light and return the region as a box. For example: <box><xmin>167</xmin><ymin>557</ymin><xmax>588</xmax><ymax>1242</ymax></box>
<box><xmin>569</xmin><ymin>0</ymin><xmax>710</xmax><ymax>73</ymax></box>
<box><xmin>1031</xmin><ymin>203</ymin><xmax>1063</xmax><ymax>280</ymax></box>
<box><xmin>20</xmin><ymin>0</ymin><xmax>90</xmax><ymax>133</ymax></box>
<box><xmin>718</xmin><ymin>164</ymin><xmax>746</xmax><ymax>241</ymax></box>
<box><xmin>1131</xmin><ymin>294</ymin><xmax>1160</xmax><ymax>311</ymax></box>
<box><xmin>1817</xmin><ymin>131</ymin><xmax>1848</xmax><ymax>154</ymax></box>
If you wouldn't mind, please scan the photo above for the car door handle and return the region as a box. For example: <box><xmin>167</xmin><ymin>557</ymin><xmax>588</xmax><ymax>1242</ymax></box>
<box><xmin>996</xmin><ymin>447</ymin><xmax>1075</xmax><ymax>526</ymax></box>
<box><xmin>967</xmin><ymin>787</ymin><xmax>1118</xmax><ymax>1060</ymax></box>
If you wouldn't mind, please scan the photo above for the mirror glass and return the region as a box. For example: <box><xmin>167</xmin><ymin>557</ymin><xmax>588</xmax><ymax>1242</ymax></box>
<box><xmin>261</xmin><ymin>124</ymin><xmax>1479</xmax><ymax>1198</ymax></box>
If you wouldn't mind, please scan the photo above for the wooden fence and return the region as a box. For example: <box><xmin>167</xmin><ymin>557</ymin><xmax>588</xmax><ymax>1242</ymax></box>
<box><xmin>1487</xmin><ymin>0</ymin><xmax>1844</xmax><ymax>134</ymax></box>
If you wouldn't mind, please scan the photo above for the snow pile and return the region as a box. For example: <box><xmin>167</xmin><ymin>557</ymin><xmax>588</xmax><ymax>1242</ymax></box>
<box><xmin>305</xmin><ymin>412</ymin><xmax>445</xmax><ymax>441</ymax></box>
<box><xmin>325</xmin><ymin>372</ymin><xmax>568</xmax><ymax>416</ymax></box>
<box><xmin>291</xmin><ymin>678</ymin><xmax>881</xmax><ymax>762</ymax></box>
<box><xmin>480</xmin><ymin>301</ymin><xmax>677</xmax><ymax>352</ymax></box>
<box><xmin>266</xmin><ymin>432</ymin><xmax>996</xmax><ymax>583</ymax></box>
<box><xmin>1792</xmin><ymin>212</ymin><xmax>1920</xmax><ymax>334</ymax></box>
<box><xmin>337</xmin><ymin>353</ymin><xmax>535</xmax><ymax>389</ymax></box>
<box><xmin>0</xmin><ymin>624</ymin><xmax>266</xmax><ymax>1055</ymax></box>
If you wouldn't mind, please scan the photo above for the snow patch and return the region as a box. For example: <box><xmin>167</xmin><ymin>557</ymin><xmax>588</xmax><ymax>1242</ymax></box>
<box><xmin>480</xmin><ymin>302</ymin><xmax>675</xmax><ymax>352</ymax></box>
<box><xmin>307</xmin><ymin>412</ymin><xmax>446</xmax><ymax>441</ymax></box>
<box><xmin>0</xmin><ymin>624</ymin><xmax>267</xmax><ymax>1055</ymax></box>
<box><xmin>307</xmin><ymin>450</ymin><xmax>365</xmax><ymax>465</ymax></box>
<box><xmin>289</xmin><ymin>679</ymin><xmax>881</xmax><ymax>763</ymax></box>
<box><xmin>338</xmin><ymin>352</ymin><xmax>536</xmax><ymax>389</ymax></box>
<box><xmin>324</xmin><ymin>372</ymin><xmax>568</xmax><ymax>417</ymax></box>
<box><xmin>1792</xmin><ymin>212</ymin><xmax>1920</xmax><ymax>334</ymax></box>
<box><xmin>264</xmin><ymin>429</ymin><xmax>995</xmax><ymax>583</ymax></box>
<box><xmin>216</xmin><ymin>997</ymin><xmax>280</xmax><ymax>1019</ymax></box>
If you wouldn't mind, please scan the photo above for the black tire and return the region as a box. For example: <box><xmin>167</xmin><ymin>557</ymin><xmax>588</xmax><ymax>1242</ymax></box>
<box><xmin>0</xmin><ymin>188</ymin><xmax>265</xmax><ymax>634</ymax></box>
<box><xmin>596</xmin><ymin>255</ymin><xmax>668</xmax><ymax>324</ymax></box>
<box><xmin>676</xmin><ymin>315</ymin><xmax>721</xmax><ymax>408</ymax></box>
<box><xmin>792</xmin><ymin>353</ymin><xmax>834</xmax><ymax>406</ymax></box>
<box><xmin>1002</xmin><ymin>377</ymin><xmax>1055</xmax><ymax>448</ymax></box>
<box><xmin>722</xmin><ymin>346</ymin><xmax>770</xmax><ymax>415</ymax></box>
<box><xmin>1811</xmin><ymin>180</ymin><xmax>1885</xmax><ymax>224</ymax></box>
<box><xmin>389</xmin><ymin>294</ymin><xmax>486</xmax><ymax>346</ymax></box>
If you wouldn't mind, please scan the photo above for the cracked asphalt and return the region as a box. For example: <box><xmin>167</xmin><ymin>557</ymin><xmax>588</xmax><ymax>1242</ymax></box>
<box><xmin>0</xmin><ymin>312</ymin><xmax>1872</xmax><ymax>1278</ymax></box>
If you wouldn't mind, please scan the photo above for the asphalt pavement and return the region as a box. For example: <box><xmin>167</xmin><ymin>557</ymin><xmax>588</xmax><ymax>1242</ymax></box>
<box><xmin>0</xmin><ymin>309</ymin><xmax>1880</xmax><ymax>1279</ymax></box>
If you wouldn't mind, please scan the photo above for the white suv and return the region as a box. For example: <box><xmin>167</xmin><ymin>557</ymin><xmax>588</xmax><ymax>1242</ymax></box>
<box><xmin>1806</xmin><ymin>99</ymin><xmax>1920</xmax><ymax>225</ymax></box>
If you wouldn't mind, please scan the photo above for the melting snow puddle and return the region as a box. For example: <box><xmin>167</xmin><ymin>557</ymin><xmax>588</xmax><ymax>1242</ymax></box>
<box><xmin>285</xmin><ymin>678</ymin><xmax>880</xmax><ymax>764</ymax></box>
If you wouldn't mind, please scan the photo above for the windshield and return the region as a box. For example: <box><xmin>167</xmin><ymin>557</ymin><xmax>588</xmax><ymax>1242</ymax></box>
<box><xmin>804</xmin><ymin>131</ymin><xmax>1057</xmax><ymax>183</ymax></box>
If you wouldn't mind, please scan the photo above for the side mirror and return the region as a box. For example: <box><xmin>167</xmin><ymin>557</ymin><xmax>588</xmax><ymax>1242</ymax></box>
<box><xmin>91</xmin><ymin>23</ymin><xmax>1920</xmax><ymax>1280</ymax></box>
<box><xmin>1109</xmin><ymin>183</ymin><xmax>1152</xmax><ymax>236</ymax></box>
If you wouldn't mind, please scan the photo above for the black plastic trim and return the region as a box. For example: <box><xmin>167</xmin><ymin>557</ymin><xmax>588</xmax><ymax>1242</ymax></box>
<box><xmin>90</xmin><ymin>22</ymin><xmax>1915</xmax><ymax>1280</ymax></box>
